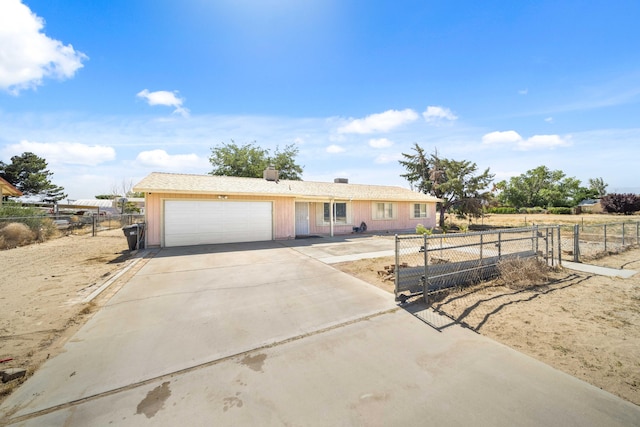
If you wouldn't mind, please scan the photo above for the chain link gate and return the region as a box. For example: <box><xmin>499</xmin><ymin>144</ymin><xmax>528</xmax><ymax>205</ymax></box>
<box><xmin>394</xmin><ymin>226</ymin><xmax>561</xmax><ymax>303</ymax></box>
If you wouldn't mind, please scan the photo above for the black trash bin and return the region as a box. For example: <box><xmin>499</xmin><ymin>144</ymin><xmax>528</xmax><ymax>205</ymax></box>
<box><xmin>122</xmin><ymin>223</ymin><xmax>145</xmax><ymax>251</ymax></box>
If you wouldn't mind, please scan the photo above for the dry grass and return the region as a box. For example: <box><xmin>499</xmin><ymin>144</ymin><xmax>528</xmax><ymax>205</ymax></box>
<box><xmin>0</xmin><ymin>219</ymin><xmax>59</xmax><ymax>250</ymax></box>
<box><xmin>0</xmin><ymin>223</ymin><xmax>35</xmax><ymax>249</ymax></box>
<box><xmin>495</xmin><ymin>257</ymin><xmax>554</xmax><ymax>290</ymax></box>
<box><xmin>469</xmin><ymin>213</ymin><xmax>637</xmax><ymax>229</ymax></box>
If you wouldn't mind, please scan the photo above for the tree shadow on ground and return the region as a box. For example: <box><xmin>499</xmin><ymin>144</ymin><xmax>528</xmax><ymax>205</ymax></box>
<box><xmin>427</xmin><ymin>273</ymin><xmax>591</xmax><ymax>332</ymax></box>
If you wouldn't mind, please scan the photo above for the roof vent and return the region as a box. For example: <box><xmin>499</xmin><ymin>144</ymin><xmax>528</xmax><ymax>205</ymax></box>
<box><xmin>264</xmin><ymin>167</ymin><xmax>279</xmax><ymax>182</ymax></box>
<box><xmin>334</xmin><ymin>178</ymin><xmax>349</xmax><ymax>184</ymax></box>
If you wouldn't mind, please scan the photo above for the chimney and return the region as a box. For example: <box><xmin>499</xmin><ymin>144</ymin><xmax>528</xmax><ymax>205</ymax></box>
<box><xmin>334</xmin><ymin>178</ymin><xmax>349</xmax><ymax>184</ymax></box>
<box><xmin>264</xmin><ymin>166</ymin><xmax>279</xmax><ymax>182</ymax></box>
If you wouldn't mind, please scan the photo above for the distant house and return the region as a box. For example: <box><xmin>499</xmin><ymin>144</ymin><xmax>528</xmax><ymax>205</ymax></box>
<box><xmin>133</xmin><ymin>172</ymin><xmax>440</xmax><ymax>248</ymax></box>
<box><xmin>577</xmin><ymin>199</ymin><xmax>603</xmax><ymax>214</ymax></box>
<box><xmin>67</xmin><ymin>198</ymin><xmax>145</xmax><ymax>215</ymax></box>
<box><xmin>0</xmin><ymin>177</ymin><xmax>22</xmax><ymax>205</ymax></box>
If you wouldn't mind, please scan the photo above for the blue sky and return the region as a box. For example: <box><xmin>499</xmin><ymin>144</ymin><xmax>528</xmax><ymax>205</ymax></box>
<box><xmin>1</xmin><ymin>0</ymin><xmax>639</xmax><ymax>200</ymax></box>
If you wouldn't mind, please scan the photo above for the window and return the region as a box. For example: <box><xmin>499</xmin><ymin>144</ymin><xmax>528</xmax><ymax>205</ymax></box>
<box><xmin>321</xmin><ymin>202</ymin><xmax>349</xmax><ymax>224</ymax></box>
<box><xmin>412</xmin><ymin>203</ymin><xmax>429</xmax><ymax>218</ymax></box>
<box><xmin>372</xmin><ymin>202</ymin><xmax>396</xmax><ymax>220</ymax></box>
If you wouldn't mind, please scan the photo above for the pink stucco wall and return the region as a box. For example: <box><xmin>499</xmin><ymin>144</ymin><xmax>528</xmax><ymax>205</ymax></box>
<box><xmin>144</xmin><ymin>193</ymin><xmax>294</xmax><ymax>247</ymax></box>
<box><xmin>307</xmin><ymin>200</ymin><xmax>437</xmax><ymax>235</ymax></box>
<box><xmin>144</xmin><ymin>193</ymin><xmax>437</xmax><ymax>247</ymax></box>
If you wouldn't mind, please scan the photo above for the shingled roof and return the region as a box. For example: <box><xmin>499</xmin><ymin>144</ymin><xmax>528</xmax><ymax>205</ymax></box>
<box><xmin>0</xmin><ymin>177</ymin><xmax>22</xmax><ymax>197</ymax></box>
<box><xmin>134</xmin><ymin>172</ymin><xmax>440</xmax><ymax>202</ymax></box>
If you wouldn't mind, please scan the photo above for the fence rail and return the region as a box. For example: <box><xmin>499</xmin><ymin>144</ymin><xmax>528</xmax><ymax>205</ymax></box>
<box><xmin>394</xmin><ymin>226</ymin><xmax>561</xmax><ymax>303</ymax></box>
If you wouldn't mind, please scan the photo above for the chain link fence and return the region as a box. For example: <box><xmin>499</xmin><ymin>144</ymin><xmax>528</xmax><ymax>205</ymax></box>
<box><xmin>560</xmin><ymin>221</ymin><xmax>640</xmax><ymax>262</ymax></box>
<box><xmin>394</xmin><ymin>226</ymin><xmax>561</xmax><ymax>303</ymax></box>
<box><xmin>0</xmin><ymin>214</ymin><xmax>144</xmax><ymax>236</ymax></box>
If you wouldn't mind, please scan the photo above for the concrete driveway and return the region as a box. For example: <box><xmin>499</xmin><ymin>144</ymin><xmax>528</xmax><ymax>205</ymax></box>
<box><xmin>2</xmin><ymin>240</ymin><xmax>639</xmax><ymax>426</ymax></box>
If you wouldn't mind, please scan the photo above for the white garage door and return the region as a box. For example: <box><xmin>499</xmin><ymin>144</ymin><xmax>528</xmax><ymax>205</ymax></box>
<box><xmin>164</xmin><ymin>200</ymin><xmax>273</xmax><ymax>247</ymax></box>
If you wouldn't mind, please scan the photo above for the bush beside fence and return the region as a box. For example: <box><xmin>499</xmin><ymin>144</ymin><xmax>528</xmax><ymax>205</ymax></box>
<box><xmin>394</xmin><ymin>226</ymin><xmax>561</xmax><ymax>303</ymax></box>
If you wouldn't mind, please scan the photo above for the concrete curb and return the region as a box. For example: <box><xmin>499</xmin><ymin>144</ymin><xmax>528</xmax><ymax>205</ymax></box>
<box><xmin>82</xmin><ymin>257</ymin><xmax>142</xmax><ymax>303</ymax></box>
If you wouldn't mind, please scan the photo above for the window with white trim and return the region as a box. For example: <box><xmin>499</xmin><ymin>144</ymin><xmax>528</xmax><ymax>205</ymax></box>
<box><xmin>412</xmin><ymin>203</ymin><xmax>430</xmax><ymax>219</ymax></box>
<box><xmin>318</xmin><ymin>202</ymin><xmax>351</xmax><ymax>225</ymax></box>
<box><xmin>372</xmin><ymin>202</ymin><xmax>396</xmax><ymax>220</ymax></box>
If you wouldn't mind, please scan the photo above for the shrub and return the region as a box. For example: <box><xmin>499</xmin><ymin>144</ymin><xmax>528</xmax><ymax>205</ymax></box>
<box><xmin>35</xmin><ymin>218</ymin><xmax>58</xmax><ymax>242</ymax></box>
<box><xmin>0</xmin><ymin>205</ymin><xmax>58</xmax><ymax>245</ymax></box>
<box><xmin>600</xmin><ymin>193</ymin><xmax>640</xmax><ymax>215</ymax></box>
<box><xmin>0</xmin><ymin>222</ymin><xmax>36</xmax><ymax>249</ymax></box>
<box><xmin>0</xmin><ymin>205</ymin><xmax>47</xmax><ymax>230</ymax></box>
<box><xmin>416</xmin><ymin>224</ymin><xmax>433</xmax><ymax>235</ymax></box>
<box><xmin>496</xmin><ymin>257</ymin><xmax>552</xmax><ymax>290</ymax></box>
<box><xmin>518</xmin><ymin>207</ymin><xmax>546</xmax><ymax>214</ymax></box>
<box><xmin>547</xmin><ymin>207</ymin><xmax>572</xmax><ymax>215</ymax></box>
<box><xmin>486</xmin><ymin>207</ymin><xmax>517</xmax><ymax>214</ymax></box>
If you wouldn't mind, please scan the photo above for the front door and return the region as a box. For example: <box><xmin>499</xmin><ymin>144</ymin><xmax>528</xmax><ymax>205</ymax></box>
<box><xmin>295</xmin><ymin>202</ymin><xmax>309</xmax><ymax>236</ymax></box>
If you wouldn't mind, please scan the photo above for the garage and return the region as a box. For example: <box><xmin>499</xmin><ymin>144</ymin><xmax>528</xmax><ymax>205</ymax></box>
<box><xmin>164</xmin><ymin>200</ymin><xmax>273</xmax><ymax>247</ymax></box>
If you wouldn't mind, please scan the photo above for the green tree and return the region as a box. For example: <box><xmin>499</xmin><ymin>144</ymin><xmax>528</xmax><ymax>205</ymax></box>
<box><xmin>0</xmin><ymin>152</ymin><xmax>67</xmax><ymax>202</ymax></box>
<box><xmin>399</xmin><ymin>144</ymin><xmax>494</xmax><ymax>228</ymax></box>
<box><xmin>209</xmin><ymin>141</ymin><xmax>303</xmax><ymax>180</ymax></box>
<box><xmin>496</xmin><ymin>166</ymin><xmax>592</xmax><ymax>208</ymax></box>
<box><xmin>588</xmin><ymin>177</ymin><xmax>608</xmax><ymax>198</ymax></box>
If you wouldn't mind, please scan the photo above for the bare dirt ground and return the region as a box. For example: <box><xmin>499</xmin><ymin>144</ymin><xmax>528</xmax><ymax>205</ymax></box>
<box><xmin>334</xmin><ymin>247</ymin><xmax>640</xmax><ymax>405</ymax></box>
<box><xmin>0</xmin><ymin>229</ymin><xmax>134</xmax><ymax>402</ymax></box>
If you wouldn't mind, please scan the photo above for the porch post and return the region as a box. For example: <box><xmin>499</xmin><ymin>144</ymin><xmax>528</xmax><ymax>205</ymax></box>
<box><xmin>330</xmin><ymin>199</ymin><xmax>334</xmax><ymax>237</ymax></box>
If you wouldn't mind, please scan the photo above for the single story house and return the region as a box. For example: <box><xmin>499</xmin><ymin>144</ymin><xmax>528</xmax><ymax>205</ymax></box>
<box><xmin>133</xmin><ymin>172</ymin><xmax>441</xmax><ymax>248</ymax></box>
<box><xmin>577</xmin><ymin>199</ymin><xmax>603</xmax><ymax>214</ymax></box>
<box><xmin>0</xmin><ymin>177</ymin><xmax>22</xmax><ymax>205</ymax></box>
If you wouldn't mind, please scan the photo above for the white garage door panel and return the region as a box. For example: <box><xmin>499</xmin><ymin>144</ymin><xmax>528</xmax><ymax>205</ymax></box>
<box><xmin>164</xmin><ymin>201</ymin><xmax>272</xmax><ymax>247</ymax></box>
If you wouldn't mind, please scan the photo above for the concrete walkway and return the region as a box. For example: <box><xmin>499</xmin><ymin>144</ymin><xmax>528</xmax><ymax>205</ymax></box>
<box><xmin>563</xmin><ymin>261</ymin><xmax>638</xmax><ymax>278</ymax></box>
<box><xmin>2</xmin><ymin>240</ymin><xmax>639</xmax><ymax>426</ymax></box>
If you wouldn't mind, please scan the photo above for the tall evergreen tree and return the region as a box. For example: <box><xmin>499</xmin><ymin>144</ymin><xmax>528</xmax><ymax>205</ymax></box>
<box><xmin>399</xmin><ymin>144</ymin><xmax>494</xmax><ymax>228</ymax></box>
<box><xmin>0</xmin><ymin>152</ymin><xmax>67</xmax><ymax>201</ymax></box>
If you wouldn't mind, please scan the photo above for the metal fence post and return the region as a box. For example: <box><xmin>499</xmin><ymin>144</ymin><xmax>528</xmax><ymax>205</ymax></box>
<box><xmin>498</xmin><ymin>231</ymin><xmax>502</xmax><ymax>260</ymax></box>
<box><xmin>394</xmin><ymin>235</ymin><xmax>400</xmax><ymax>300</ymax></box>
<box><xmin>394</xmin><ymin>234</ymin><xmax>400</xmax><ymax>301</ymax></box>
<box><xmin>574</xmin><ymin>224</ymin><xmax>580</xmax><ymax>262</ymax></box>
<box><xmin>480</xmin><ymin>233</ymin><xmax>483</xmax><ymax>261</ymax></box>
<box><xmin>637</xmin><ymin>221</ymin><xmax>639</xmax><ymax>245</ymax></box>
<box><xmin>423</xmin><ymin>233</ymin><xmax>429</xmax><ymax>293</ymax></box>
<box><xmin>557</xmin><ymin>226</ymin><xmax>562</xmax><ymax>266</ymax></box>
<box><xmin>92</xmin><ymin>214</ymin><xmax>97</xmax><ymax>237</ymax></box>
<box><xmin>604</xmin><ymin>224</ymin><xmax>607</xmax><ymax>252</ymax></box>
<box><xmin>545</xmin><ymin>228</ymin><xmax>549</xmax><ymax>264</ymax></box>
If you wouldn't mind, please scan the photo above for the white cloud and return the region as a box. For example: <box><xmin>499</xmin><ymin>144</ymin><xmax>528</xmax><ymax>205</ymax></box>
<box><xmin>368</xmin><ymin>138</ymin><xmax>394</xmax><ymax>148</ymax></box>
<box><xmin>135</xmin><ymin>149</ymin><xmax>207</xmax><ymax>170</ymax></box>
<box><xmin>2</xmin><ymin>140</ymin><xmax>115</xmax><ymax>166</ymax></box>
<box><xmin>136</xmin><ymin>89</ymin><xmax>190</xmax><ymax>117</ymax></box>
<box><xmin>518</xmin><ymin>134</ymin><xmax>571</xmax><ymax>150</ymax></box>
<box><xmin>326</xmin><ymin>144</ymin><xmax>345</xmax><ymax>153</ymax></box>
<box><xmin>545</xmin><ymin>117</ymin><xmax>554</xmax><ymax>123</ymax></box>
<box><xmin>482</xmin><ymin>130</ymin><xmax>570</xmax><ymax>150</ymax></box>
<box><xmin>0</xmin><ymin>0</ymin><xmax>87</xmax><ymax>94</ymax></box>
<box><xmin>374</xmin><ymin>153</ymin><xmax>402</xmax><ymax>164</ymax></box>
<box><xmin>482</xmin><ymin>130</ymin><xmax>522</xmax><ymax>145</ymax></box>
<box><xmin>518</xmin><ymin>88</ymin><xmax>528</xmax><ymax>95</ymax></box>
<box><xmin>337</xmin><ymin>109</ymin><xmax>418</xmax><ymax>134</ymax></box>
<box><xmin>422</xmin><ymin>106</ymin><xmax>458</xmax><ymax>124</ymax></box>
